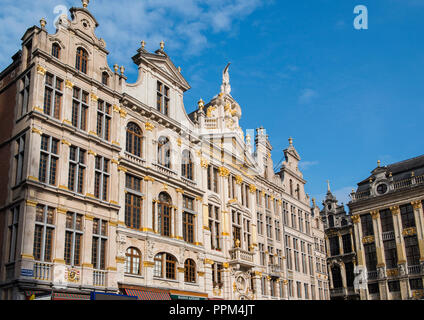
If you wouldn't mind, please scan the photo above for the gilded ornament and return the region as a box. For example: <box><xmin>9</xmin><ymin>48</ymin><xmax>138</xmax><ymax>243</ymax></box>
<box><xmin>145</xmin><ymin>122</ymin><xmax>155</xmax><ymax>131</ymax></box>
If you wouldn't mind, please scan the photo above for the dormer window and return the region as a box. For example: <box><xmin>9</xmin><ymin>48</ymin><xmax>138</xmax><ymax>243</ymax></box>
<box><xmin>102</xmin><ymin>72</ymin><xmax>109</xmax><ymax>86</ymax></box>
<box><xmin>156</xmin><ymin>81</ymin><xmax>169</xmax><ymax>116</ymax></box>
<box><xmin>76</xmin><ymin>47</ymin><xmax>88</xmax><ymax>74</ymax></box>
<box><xmin>376</xmin><ymin>183</ymin><xmax>388</xmax><ymax>195</ymax></box>
<box><xmin>52</xmin><ymin>43</ymin><xmax>61</xmax><ymax>59</ymax></box>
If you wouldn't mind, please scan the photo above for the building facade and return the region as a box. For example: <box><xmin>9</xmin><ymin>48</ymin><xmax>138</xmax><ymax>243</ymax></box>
<box><xmin>0</xmin><ymin>1</ymin><xmax>328</xmax><ymax>300</ymax></box>
<box><xmin>349</xmin><ymin>157</ymin><xmax>424</xmax><ymax>300</ymax></box>
<box><xmin>320</xmin><ymin>183</ymin><xmax>358</xmax><ymax>300</ymax></box>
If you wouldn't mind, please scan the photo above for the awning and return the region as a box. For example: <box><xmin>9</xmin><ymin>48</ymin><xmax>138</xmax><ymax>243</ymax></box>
<box><xmin>51</xmin><ymin>292</ymin><xmax>91</xmax><ymax>300</ymax></box>
<box><xmin>169</xmin><ymin>290</ymin><xmax>208</xmax><ymax>300</ymax></box>
<box><xmin>124</xmin><ymin>289</ymin><xmax>171</xmax><ymax>300</ymax></box>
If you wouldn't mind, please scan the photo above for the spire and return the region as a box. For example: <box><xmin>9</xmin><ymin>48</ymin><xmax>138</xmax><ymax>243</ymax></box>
<box><xmin>82</xmin><ymin>0</ymin><xmax>89</xmax><ymax>8</ymax></box>
<box><xmin>327</xmin><ymin>180</ymin><xmax>331</xmax><ymax>193</ymax></box>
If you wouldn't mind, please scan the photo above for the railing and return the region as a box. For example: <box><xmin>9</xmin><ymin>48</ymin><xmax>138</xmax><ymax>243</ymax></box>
<box><xmin>368</xmin><ymin>271</ymin><xmax>378</xmax><ymax>280</ymax></box>
<box><xmin>153</xmin><ymin>163</ymin><xmax>177</xmax><ymax>177</ymax></box>
<box><xmin>123</xmin><ymin>152</ymin><xmax>146</xmax><ymax>166</ymax></box>
<box><xmin>354</xmin><ymin>190</ymin><xmax>371</xmax><ymax>201</ymax></box>
<box><xmin>93</xmin><ymin>270</ymin><xmax>106</xmax><ymax>287</ymax></box>
<box><xmin>408</xmin><ymin>265</ymin><xmax>421</xmax><ymax>275</ymax></box>
<box><xmin>34</xmin><ymin>262</ymin><xmax>52</xmax><ymax>281</ymax></box>
<box><xmin>382</xmin><ymin>231</ymin><xmax>395</xmax><ymax>241</ymax></box>
<box><xmin>181</xmin><ymin>176</ymin><xmax>197</xmax><ymax>188</ymax></box>
<box><xmin>229</xmin><ymin>248</ymin><xmax>254</xmax><ymax>263</ymax></box>
<box><xmin>270</xmin><ymin>264</ymin><xmax>283</xmax><ymax>274</ymax></box>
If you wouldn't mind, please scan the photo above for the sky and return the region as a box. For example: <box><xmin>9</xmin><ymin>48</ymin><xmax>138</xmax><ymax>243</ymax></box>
<box><xmin>1</xmin><ymin>0</ymin><xmax>423</xmax><ymax>210</ymax></box>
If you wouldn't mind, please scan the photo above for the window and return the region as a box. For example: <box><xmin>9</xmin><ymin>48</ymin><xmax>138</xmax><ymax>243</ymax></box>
<box><xmin>52</xmin><ymin>43</ymin><xmax>61</xmax><ymax>59</ymax></box>
<box><xmin>368</xmin><ymin>283</ymin><xmax>379</xmax><ymax>294</ymax></box>
<box><xmin>259</xmin><ymin>243</ymin><xmax>266</xmax><ymax>266</ymax></box>
<box><xmin>126</xmin><ymin>123</ymin><xmax>142</xmax><ymax>157</ymax></box>
<box><xmin>345</xmin><ymin>262</ymin><xmax>355</xmax><ymax>287</ymax></box>
<box><xmin>39</xmin><ymin>135</ymin><xmax>59</xmax><ymax>186</ymax></box>
<box><xmin>19</xmin><ymin>72</ymin><xmax>31</xmax><ymax>117</ymax></box>
<box><xmin>96</xmin><ymin>100</ymin><xmax>112</xmax><ymax>141</ymax></box>
<box><xmin>290</xmin><ymin>180</ymin><xmax>293</xmax><ymax>196</ymax></box>
<box><xmin>183</xmin><ymin>211</ymin><xmax>195</xmax><ymax>244</ymax></box>
<box><xmin>125</xmin><ymin>175</ymin><xmax>142</xmax><ymax>230</ymax></box>
<box><xmin>384</xmin><ymin>239</ymin><xmax>398</xmax><ymax>269</ymax></box>
<box><xmin>92</xmin><ymin>219</ymin><xmax>107</xmax><ymax>270</ymax></box>
<box><xmin>158</xmin><ymin>192</ymin><xmax>172</xmax><ymax>237</ymax></box>
<box><xmin>243</xmin><ymin>218</ymin><xmax>252</xmax><ymax>251</ymax></box>
<box><xmin>288</xmin><ymin>280</ymin><xmax>294</xmax><ymax>297</ymax></box>
<box><xmin>94</xmin><ymin>156</ymin><xmax>110</xmax><ymax>201</ymax></box>
<box><xmin>8</xmin><ymin>206</ymin><xmax>20</xmax><ymax>262</ymax></box>
<box><xmin>364</xmin><ymin>243</ymin><xmax>377</xmax><ymax>271</ymax></box>
<box><xmin>182</xmin><ymin>150</ymin><xmax>193</xmax><ymax>180</ymax></box>
<box><xmin>409</xmin><ymin>278</ymin><xmax>423</xmax><ymax>290</ymax></box>
<box><xmin>14</xmin><ymin>135</ymin><xmax>25</xmax><ymax>185</ymax></box>
<box><xmin>71</xmin><ymin>87</ymin><xmax>89</xmax><ymax>131</ymax></box>
<box><xmin>304</xmin><ymin>283</ymin><xmax>309</xmax><ymax>300</ymax></box>
<box><xmin>361</xmin><ymin>214</ymin><xmax>374</xmax><ymax>236</ymax></box>
<box><xmin>212</xmin><ymin>263</ymin><xmax>224</xmax><ymax>287</ymax></box>
<box><xmin>43</xmin><ymin>73</ymin><xmax>63</xmax><ymax>119</ymax></box>
<box><xmin>388</xmin><ymin>280</ymin><xmax>400</xmax><ymax>292</ymax></box>
<box><xmin>156</xmin><ymin>81</ymin><xmax>170</xmax><ymax>115</ymax></box>
<box><xmin>125</xmin><ymin>247</ymin><xmax>141</xmax><ymax>275</ymax></box>
<box><xmin>405</xmin><ymin>236</ymin><xmax>420</xmax><ymax>266</ymax></box>
<box><xmin>400</xmin><ymin>204</ymin><xmax>416</xmax><ymax>229</ymax></box>
<box><xmin>342</xmin><ymin>234</ymin><xmax>352</xmax><ymax>253</ymax></box>
<box><xmin>154</xmin><ymin>253</ymin><xmax>176</xmax><ymax>280</ymax></box>
<box><xmin>331</xmin><ymin>265</ymin><xmax>343</xmax><ymax>288</ymax></box>
<box><xmin>68</xmin><ymin>146</ymin><xmax>86</xmax><ymax>194</ymax></box>
<box><xmin>102</xmin><ymin>72</ymin><xmax>109</xmax><ymax>86</ymax></box>
<box><xmin>275</xmin><ymin>219</ymin><xmax>281</xmax><ymax>241</ymax></box>
<box><xmin>296</xmin><ymin>281</ymin><xmax>302</xmax><ymax>299</ymax></box>
<box><xmin>380</xmin><ymin>209</ymin><xmax>394</xmax><ymax>232</ymax></box>
<box><xmin>184</xmin><ymin>259</ymin><xmax>196</xmax><ymax>283</ymax></box>
<box><xmin>266</xmin><ymin>216</ymin><xmax>273</xmax><ymax>239</ymax></box>
<box><xmin>34</xmin><ymin>205</ymin><xmax>55</xmax><ymax>262</ymax></box>
<box><xmin>208</xmin><ymin>204</ymin><xmax>221</xmax><ymax>250</ymax></box>
<box><xmin>257</xmin><ymin>213</ymin><xmax>263</xmax><ymax>236</ymax></box>
<box><xmin>232</xmin><ymin>210</ymin><xmax>242</xmax><ymax>248</ymax></box>
<box><xmin>76</xmin><ymin>47</ymin><xmax>88</xmax><ymax>73</ymax></box>
<box><xmin>207</xmin><ymin>165</ymin><xmax>219</xmax><ymax>193</ymax></box>
<box><xmin>64</xmin><ymin>212</ymin><xmax>83</xmax><ymax>266</ymax></box>
<box><xmin>328</xmin><ymin>215</ymin><xmax>334</xmax><ymax>228</ymax></box>
<box><xmin>158</xmin><ymin>136</ymin><xmax>171</xmax><ymax>168</ymax></box>
<box><xmin>330</xmin><ymin>237</ymin><xmax>340</xmax><ymax>256</ymax></box>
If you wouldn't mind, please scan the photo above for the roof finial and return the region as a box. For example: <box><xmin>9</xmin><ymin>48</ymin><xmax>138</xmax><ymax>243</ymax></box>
<box><xmin>141</xmin><ymin>40</ymin><xmax>145</xmax><ymax>49</ymax></box>
<box><xmin>160</xmin><ymin>40</ymin><xmax>165</xmax><ymax>51</ymax></box>
<box><xmin>40</xmin><ymin>18</ymin><xmax>47</xmax><ymax>29</ymax></box>
<box><xmin>377</xmin><ymin>160</ymin><xmax>381</xmax><ymax>167</ymax></box>
<box><xmin>221</xmin><ymin>63</ymin><xmax>231</xmax><ymax>95</ymax></box>
<box><xmin>289</xmin><ymin>137</ymin><xmax>293</xmax><ymax>146</ymax></box>
<box><xmin>327</xmin><ymin>180</ymin><xmax>331</xmax><ymax>193</ymax></box>
<box><xmin>82</xmin><ymin>0</ymin><xmax>89</xmax><ymax>8</ymax></box>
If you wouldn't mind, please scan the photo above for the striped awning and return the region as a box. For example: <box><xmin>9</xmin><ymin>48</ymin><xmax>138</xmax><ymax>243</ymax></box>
<box><xmin>124</xmin><ymin>289</ymin><xmax>171</xmax><ymax>300</ymax></box>
<box><xmin>51</xmin><ymin>292</ymin><xmax>91</xmax><ymax>300</ymax></box>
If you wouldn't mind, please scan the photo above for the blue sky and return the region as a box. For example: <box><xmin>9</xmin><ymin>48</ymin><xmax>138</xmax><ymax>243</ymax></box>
<box><xmin>1</xmin><ymin>0</ymin><xmax>423</xmax><ymax>209</ymax></box>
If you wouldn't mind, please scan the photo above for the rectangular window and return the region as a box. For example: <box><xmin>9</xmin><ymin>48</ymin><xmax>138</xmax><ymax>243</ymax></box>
<box><xmin>259</xmin><ymin>243</ymin><xmax>265</xmax><ymax>266</ymax></box>
<box><xmin>361</xmin><ymin>214</ymin><xmax>374</xmax><ymax>236</ymax></box>
<box><xmin>33</xmin><ymin>205</ymin><xmax>55</xmax><ymax>262</ymax></box>
<box><xmin>20</xmin><ymin>72</ymin><xmax>31</xmax><ymax>117</ymax></box>
<box><xmin>96</xmin><ymin>100</ymin><xmax>112</xmax><ymax>141</ymax></box>
<box><xmin>400</xmin><ymin>204</ymin><xmax>416</xmax><ymax>229</ymax></box>
<box><xmin>208</xmin><ymin>204</ymin><xmax>221</xmax><ymax>250</ymax></box>
<box><xmin>243</xmin><ymin>218</ymin><xmax>252</xmax><ymax>250</ymax></box>
<box><xmin>14</xmin><ymin>135</ymin><xmax>25</xmax><ymax>185</ymax></box>
<box><xmin>266</xmin><ymin>216</ymin><xmax>273</xmax><ymax>239</ymax></box>
<box><xmin>405</xmin><ymin>236</ymin><xmax>420</xmax><ymax>266</ymax></box>
<box><xmin>383</xmin><ymin>239</ymin><xmax>398</xmax><ymax>269</ymax></box>
<box><xmin>125</xmin><ymin>174</ymin><xmax>142</xmax><ymax>230</ymax></box>
<box><xmin>297</xmin><ymin>281</ymin><xmax>302</xmax><ymax>299</ymax></box>
<box><xmin>183</xmin><ymin>212</ymin><xmax>195</xmax><ymax>244</ymax></box>
<box><xmin>257</xmin><ymin>213</ymin><xmax>263</xmax><ymax>235</ymax></box>
<box><xmin>94</xmin><ymin>155</ymin><xmax>110</xmax><ymax>201</ymax></box>
<box><xmin>409</xmin><ymin>278</ymin><xmax>423</xmax><ymax>290</ymax></box>
<box><xmin>330</xmin><ymin>237</ymin><xmax>340</xmax><ymax>256</ymax></box>
<box><xmin>275</xmin><ymin>220</ymin><xmax>281</xmax><ymax>241</ymax></box>
<box><xmin>64</xmin><ymin>212</ymin><xmax>83</xmax><ymax>266</ymax></box>
<box><xmin>232</xmin><ymin>211</ymin><xmax>242</xmax><ymax>248</ymax></box>
<box><xmin>342</xmin><ymin>234</ymin><xmax>352</xmax><ymax>253</ymax></box>
<box><xmin>304</xmin><ymin>283</ymin><xmax>309</xmax><ymax>300</ymax></box>
<box><xmin>92</xmin><ymin>219</ymin><xmax>107</xmax><ymax>270</ymax></box>
<box><xmin>388</xmin><ymin>280</ymin><xmax>400</xmax><ymax>292</ymax></box>
<box><xmin>212</xmin><ymin>263</ymin><xmax>224</xmax><ymax>287</ymax></box>
<box><xmin>288</xmin><ymin>280</ymin><xmax>293</xmax><ymax>297</ymax></box>
<box><xmin>364</xmin><ymin>243</ymin><xmax>377</xmax><ymax>271</ymax></box>
<box><xmin>8</xmin><ymin>206</ymin><xmax>20</xmax><ymax>262</ymax></box>
<box><xmin>156</xmin><ymin>81</ymin><xmax>170</xmax><ymax>116</ymax></box>
<box><xmin>39</xmin><ymin>135</ymin><xmax>59</xmax><ymax>186</ymax></box>
<box><xmin>43</xmin><ymin>73</ymin><xmax>63</xmax><ymax>119</ymax></box>
<box><xmin>68</xmin><ymin>146</ymin><xmax>86</xmax><ymax>194</ymax></box>
<box><xmin>71</xmin><ymin>87</ymin><xmax>89</xmax><ymax>131</ymax></box>
<box><xmin>380</xmin><ymin>209</ymin><xmax>394</xmax><ymax>232</ymax></box>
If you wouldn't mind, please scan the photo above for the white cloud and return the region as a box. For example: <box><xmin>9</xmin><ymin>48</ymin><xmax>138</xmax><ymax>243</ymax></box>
<box><xmin>0</xmin><ymin>0</ymin><xmax>264</xmax><ymax>71</ymax></box>
<box><xmin>298</xmin><ymin>88</ymin><xmax>317</xmax><ymax>104</ymax></box>
<box><xmin>299</xmin><ymin>161</ymin><xmax>319</xmax><ymax>170</ymax></box>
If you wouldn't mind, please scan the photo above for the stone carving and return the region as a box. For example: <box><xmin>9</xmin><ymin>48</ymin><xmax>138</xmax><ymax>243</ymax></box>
<box><xmin>147</xmin><ymin>240</ymin><xmax>154</xmax><ymax>259</ymax></box>
<box><xmin>221</xmin><ymin>63</ymin><xmax>231</xmax><ymax>95</ymax></box>
<box><xmin>399</xmin><ymin>264</ymin><xmax>406</xmax><ymax>276</ymax></box>
<box><xmin>378</xmin><ymin>266</ymin><xmax>385</xmax><ymax>279</ymax></box>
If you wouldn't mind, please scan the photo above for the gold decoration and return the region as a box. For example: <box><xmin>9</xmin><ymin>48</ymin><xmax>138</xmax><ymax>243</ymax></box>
<box><xmin>219</xmin><ymin>166</ymin><xmax>230</xmax><ymax>178</ymax></box>
<box><xmin>402</xmin><ymin>227</ymin><xmax>417</xmax><ymax>236</ymax></box>
<box><xmin>40</xmin><ymin>18</ymin><xmax>47</xmax><ymax>28</ymax></box>
<box><xmin>88</xmin><ymin>150</ymin><xmax>97</xmax><ymax>156</ymax></box>
<box><xmin>119</xmin><ymin>109</ymin><xmax>127</xmax><ymax>118</ymax></box>
<box><xmin>411</xmin><ymin>200</ymin><xmax>423</xmax><ymax>210</ymax></box>
<box><xmin>61</xmin><ymin>139</ymin><xmax>71</xmax><ymax>146</ymax></box>
<box><xmin>58</xmin><ymin>185</ymin><xmax>69</xmax><ymax>191</ymax></box>
<box><xmin>200</xmin><ymin>158</ymin><xmax>209</xmax><ymax>168</ymax></box>
<box><xmin>370</xmin><ymin>210</ymin><xmax>380</xmax><ymax>220</ymax></box>
<box><xmin>31</xmin><ymin>127</ymin><xmax>42</xmax><ymax>135</ymax></box>
<box><xmin>26</xmin><ymin>200</ymin><xmax>38</xmax><ymax>207</ymax></box>
<box><xmin>235</xmin><ymin>175</ymin><xmax>243</xmax><ymax>185</ymax></box>
<box><xmin>362</xmin><ymin>236</ymin><xmax>375</xmax><ymax>244</ymax></box>
<box><xmin>177</xmin><ymin>138</ymin><xmax>182</xmax><ymax>147</ymax></box>
<box><xmin>176</xmin><ymin>188</ymin><xmax>184</xmax><ymax>194</ymax></box>
<box><xmin>351</xmin><ymin>214</ymin><xmax>360</xmax><ymax>224</ymax></box>
<box><xmin>206</xmin><ymin>106</ymin><xmax>216</xmax><ymax>118</ymax></box>
<box><xmin>91</xmin><ymin>93</ymin><xmax>98</xmax><ymax>102</ymax></box>
<box><xmin>390</xmin><ymin>206</ymin><xmax>400</xmax><ymax>215</ymax></box>
<box><xmin>36</xmin><ymin>65</ymin><xmax>46</xmax><ymax>75</ymax></box>
<box><xmin>65</xmin><ymin>80</ymin><xmax>74</xmax><ymax>89</ymax></box>
<box><xmin>198</xmin><ymin>99</ymin><xmax>204</xmax><ymax>111</ymax></box>
<box><xmin>249</xmin><ymin>184</ymin><xmax>257</xmax><ymax>193</ymax></box>
<box><xmin>117</xmin><ymin>166</ymin><xmax>128</xmax><ymax>172</ymax></box>
<box><xmin>145</xmin><ymin>122</ymin><xmax>155</xmax><ymax>131</ymax></box>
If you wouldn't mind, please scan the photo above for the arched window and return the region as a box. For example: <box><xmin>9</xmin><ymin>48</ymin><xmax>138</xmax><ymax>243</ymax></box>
<box><xmin>125</xmin><ymin>247</ymin><xmax>141</xmax><ymax>275</ymax></box>
<box><xmin>126</xmin><ymin>123</ymin><xmax>142</xmax><ymax>157</ymax></box>
<box><xmin>153</xmin><ymin>252</ymin><xmax>176</xmax><ymax>280</ymax></box>
<box><xmin>184</xmin><ymin>259</ymin><xmax>196</xmax><ymax>283</ymax></box>
<box><xmin>102</xmin><ymin>72</ymin><xmax>109</xmax><ymax>86</ymax></box>
<box><xmin>157</xmin><ymin>192</ymin><xmax>172</xmax><ymax>237</ymax></box>
<box><xmin>158</xmin><ymin>136</ymin><xmax>171</xmax><ymax>168</ymax></box>
<box><xmin>182</xmin><ymin>150</ymin><xmax>193</xmax><ymax>180</ymax></box>
<box><xmin>52</xmin><ymin>43</ymin><xmax>61</xmax><ymax>59</ymax></box>
<box><xmin>76</xmin><ymin>47</ymin><xmax>88</xmax><ymax>74</ymax></box>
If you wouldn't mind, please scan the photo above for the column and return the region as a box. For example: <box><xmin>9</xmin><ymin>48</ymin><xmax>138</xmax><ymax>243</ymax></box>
<box><xmin>338</xmin><ymin>233</ymin><xmax>344</xmax><ymax>255</ymax></box>
<box><xmin>81</xmin><ymin>215</ymin><xmax>93</xmax><ymax>287</ymax></box>
<box><xmin>20</xmin><ymin>201</ymin><xmax>37</xmax><ymax>273</ymax></box>
<box><xmin>27</xmin><ymin>130</ymin><xmax>42</xmax><ymax>181</ymax></box>
<box><xmin>411</xmin><ymin>201</ymin><xmax>424</xmax><ymax>262</ymax></box>
<box><xmin>58</xmin><ymin>140</ymin><xmax>70</xmax><ymax>191</ymax></box>
<box><xmin>196</xmin><ymin>196</ymin><xmax>204</xmax><ymax>247</ymax></box>
<box><xmin>52</xmin><ymin>208</ymin><xmax>67</xmax><ymax>287</ymax></box>
<box><xmin>86</xmin><ymin>150</ymin><xmax>96</xmax><ymax>198</ymax></box>
<box><xmin>390</xmin><ymin>205</ymin><xmax>409</xmax><ymax>299</ymax></box>
<box><xmin>106</xmin><ymin>222</ymin><xmax>118</xmax><ymax>289</ymax></box>
<box><xmin>118</xmin><ymin>169</ymin><xmax>126</xmax><ymax>225</ymax></box>
<box><xmin>144</xmin><ymin>122</ymin><xmax>155</xmax><ymax>167</ymax></box>
<box><xmin>371</xmin><ymin>210</ymin><xmax>386</xmax><ymax>268</ymax></box>
<box><xmin>351</xmin><ymin>214</ymin><xmax>368</xmax><ymax>300</ymax></box>
<box><xmin>144</xmin><ymin>177</ymin><xmax>154</xmax><ymax>232</ymax></box>
<box><xmin>62</xmin><ymin>77</ymin><xmax>74</xmax><ymax>124</ymax></box>
<box><xmin>176</xmin><ymin>189</ymin><xmax>183</xmax><ymax>240</ymax></box>
<box><xmin>109</xmin><ymin>160</ymin><xmax>120</xmax><ymax>206</ymax></box>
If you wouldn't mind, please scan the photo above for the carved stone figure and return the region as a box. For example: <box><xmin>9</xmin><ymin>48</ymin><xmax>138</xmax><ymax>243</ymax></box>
<box><xmin>221</xmin><ymin>63</ymin><xmax>231</xmax><ymax>95</ymax></box>
<box><xmin>399</xmin><ymin>264</ymin><xmax>406</xmax><ymax>276</ymax></box>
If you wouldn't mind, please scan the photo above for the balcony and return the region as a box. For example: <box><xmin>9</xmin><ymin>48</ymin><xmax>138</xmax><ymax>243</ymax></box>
<box><xmin>181</xmin><ymin>176</ymin><xmax>197</xmax><ymax>188</ymax></box>
<box><xmin>123</xmin><ymin>152</ymin><xmax>146</xmax><ymax>167</ymax></box>
<box><xmin>93</xmin><ymin>270</ymin><xmax>106</xmax><ymax>287</ymax></box>
<box><xmin>33</xmin><ymin>262</ymin><xmax>52</xmax><ymax>281</ymax></box>
<box><xmin>269</xmin><ymin>264</ymin><xmax>283</xmax><ymax>276</ymax></box>
<box><xmin>367</xmin><ymin>271</ymin><xmax>378</xmax><ymax>280</ymax></box>
<box><xmin>153</xmin><ymin>163</ymin><xmax>177</xmax><ymax>178</ymax></box>
<box><xmin>408</xmin><ymin>265</ymin><xmax>421</xmax><ymax>275</ymax></box>
<box><xmin>229</xmin><ymin>248</ymin><xmax>255</xmax><ymax>268</ymax></box>
<box><xmin>382</xmin><ymin>231</ymin><xmax>395</xmax><ymax>241</ymax></box>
